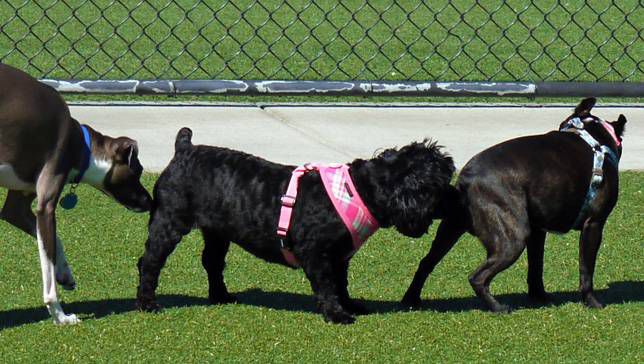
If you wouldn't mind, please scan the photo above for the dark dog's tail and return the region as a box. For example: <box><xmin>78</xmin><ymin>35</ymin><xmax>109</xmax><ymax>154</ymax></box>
<box><xmin>175</xmin><ymin>127</ymin><xmax>193</xmax><ymax>153</ymax></box>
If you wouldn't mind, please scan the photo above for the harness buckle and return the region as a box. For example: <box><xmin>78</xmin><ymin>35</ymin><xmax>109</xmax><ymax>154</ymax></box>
<box><xmin>276</xmin><ymin>227</ymin><xmax>288</xmax><ymax>237</ymax></box>
<box><xmin>592</xmin><ymin>167</ymin><xmax>603</xmax><ymax>178</ymax></box>
<box><xmin>280</xmin><ymin>195</ymin><xmax>296</xmax><ymax>207</ymax></box>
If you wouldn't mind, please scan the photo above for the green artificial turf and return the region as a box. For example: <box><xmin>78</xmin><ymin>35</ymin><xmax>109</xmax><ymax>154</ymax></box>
<box><xmin>0</xmin><ymin>172</ymin><xmax>641</xmax><ymax>362</ymax></box>
<box><xmin>1</xmin><ymin>0</ymin><xmax>641</xmax><ymax>82</ymax></box>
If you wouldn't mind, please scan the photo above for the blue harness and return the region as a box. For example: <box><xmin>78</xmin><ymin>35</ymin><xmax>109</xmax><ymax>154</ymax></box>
<box><xmin>560</xmin><ymin>117</ymin><xmax>619</xmax><ymax>228</ymax></box>
<box><xmin>60</xmin><ymin>124</ymin><xmax>92</xmax><ymax>210</ymax></box>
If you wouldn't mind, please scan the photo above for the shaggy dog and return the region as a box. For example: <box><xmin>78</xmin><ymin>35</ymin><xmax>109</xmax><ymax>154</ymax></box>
<box><xmin>402</xmin><ymin>98</ymin><xmax>627</xmax><ymax>312</ymax></box>
<box><xmin>136</xmin><ymin>127</ymin><xmax>454</xmax><ymax>323</ymax></box>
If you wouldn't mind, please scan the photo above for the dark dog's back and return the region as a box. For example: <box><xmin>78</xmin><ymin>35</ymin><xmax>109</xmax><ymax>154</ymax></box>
<box><xmin>457</xmin><ymin>131</ymin><xmax>601</xmax><ymax>234</ymax></box>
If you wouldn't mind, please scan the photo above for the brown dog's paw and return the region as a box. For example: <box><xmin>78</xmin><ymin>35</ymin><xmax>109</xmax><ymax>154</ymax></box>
<box><xmin>584</xmin><ymin>295</ymin><xmax>605</xmax><ymax>309</ymax></box>
<box><xmin>490</xmin><ymin>303</ymin><xmax>512</xmax><ymax>314</ymax></box>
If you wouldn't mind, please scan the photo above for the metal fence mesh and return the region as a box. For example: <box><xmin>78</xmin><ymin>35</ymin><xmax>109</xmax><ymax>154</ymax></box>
<box><xmin>1</xmin><ymin>0</ymin><xmax>641</xmax><ymax>82</ymax></box>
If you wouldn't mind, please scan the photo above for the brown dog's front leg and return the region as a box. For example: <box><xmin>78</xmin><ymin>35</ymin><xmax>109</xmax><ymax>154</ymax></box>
<box><xmin>1</xmin><ymin>191</ymin><xmax>76</xmax><ymax>290</ymax></box>
<box><xmin>35</xmin><ymin>172</ymin><xmax>79</xmax><ymax>325</ymax></box>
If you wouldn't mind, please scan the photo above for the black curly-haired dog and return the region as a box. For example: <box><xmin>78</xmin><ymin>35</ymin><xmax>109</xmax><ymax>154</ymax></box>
<box><xmin>136</xmin><ymin>128</ymin><xmax>454</xmax><ymax>323</ymax></box>
<box><xmin>402</xmin><ymin>98</ymin><xmax>627</xmax><ymax>312</ymax></box>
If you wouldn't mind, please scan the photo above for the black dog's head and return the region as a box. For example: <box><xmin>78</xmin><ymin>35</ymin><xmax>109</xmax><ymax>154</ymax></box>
<box><xmin>560</xmin><ymin>97</ymin><xmax>627</xmax><ymax>157</ymax></box>
<box><xmin>354</xmin><ymin>140</ymin><xmax>455</xmax><ymax>238</ymax></box>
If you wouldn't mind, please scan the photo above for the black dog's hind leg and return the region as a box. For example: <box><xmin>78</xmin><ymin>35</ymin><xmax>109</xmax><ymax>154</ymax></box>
<box><xmin>136</xmin><ymin>208</ymin><xmax>189</xmax><ymax>312</ymax></box>
<box><xmin>402</xmin><ymin>218</ymin><xmax>466</xmax><ymax>308</ymax></box>
<box><xmin>303</xmin><ymin>256</ymin><xmax>355</xmax><ymax>324</ymax></box>
<box><xmin>527</xmin><ymin>229</ymin><xmax>550</xmax><ymax>302</ymax></box>
<box><xmin>337</xmin><ymin>260</ymin><xmax>368</xmax><ymax>315</ymax></box>
<box><xmin>579</xmin><ymin>219</ymin><xmax>606</xmax><ymax>309</ymax></box>
<box><xmin>201</xmin><ymin>228</ymin><xmax>236</xmax><ymax>304</ymax></box>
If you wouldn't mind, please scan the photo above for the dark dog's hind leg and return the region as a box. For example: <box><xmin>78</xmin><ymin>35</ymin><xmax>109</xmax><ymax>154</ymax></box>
<box><xmin>579</xmin><ymin>220</ymin><xmax>606</xmax><ymax>309</ymax></box>
<box><xmin>527</xmin><ymin>229</ymin><xmax>550</xmax><ymax>303</ymax></box>
<box><xmin>303</xmin><ymin>256</ymin><xmax>355</xmax><ymax>324</ymax></box>
<box><xmin>469</xmin><ymin>205</ymin><xmax>529</xmax><ymax>313</ymax></box>
<box><xmin>402</xmin><ymin>218</ymin><xmax>466</xmax><ymax>308</ymax></box>
<box><xmin>136</xmin><ymin>209</ymin><xmax>189</xmax><ymax>312</ymax></box>
<box><xmin>201</xmin><ymin>229</ymin><xmax>236</xmax><ymax>305</ymax></box>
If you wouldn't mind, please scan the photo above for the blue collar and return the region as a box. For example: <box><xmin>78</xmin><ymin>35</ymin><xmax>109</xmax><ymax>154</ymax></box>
<box><xmin>71</xmin><ymin>125</ymin><xmax>92</xmax><ymax>184</ymax></box>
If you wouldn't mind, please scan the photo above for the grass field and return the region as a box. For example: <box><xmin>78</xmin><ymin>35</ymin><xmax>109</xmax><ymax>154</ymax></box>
<box><xmin>1</xmin><ymin>0</ymin><xmax>641</xmax><ymax>82</ymax></box>
<box><xmin>0</xmin><ymin>172</ymin><xmax>641</xmax><ymax>362</ymax></box>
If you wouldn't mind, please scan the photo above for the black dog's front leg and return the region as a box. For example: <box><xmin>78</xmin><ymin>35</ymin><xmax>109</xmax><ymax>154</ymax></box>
<box><xmin>337</xmin><ymin>261</ymin><xmax>368</xmax><ymax>315</ymax></box>
<box><xmin>303</xmin><ymin>257</ymin><xmax>355</xmax><ymax>324</ymax></box>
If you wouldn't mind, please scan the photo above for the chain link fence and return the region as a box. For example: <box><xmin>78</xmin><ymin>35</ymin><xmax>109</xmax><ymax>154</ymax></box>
<box><xmin>0</xmin><ymin>0</ymin><xmax>642</xmax><ymax>83</ymax></box>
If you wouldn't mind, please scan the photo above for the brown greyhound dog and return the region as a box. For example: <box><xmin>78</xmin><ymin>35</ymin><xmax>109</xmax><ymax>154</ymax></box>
<box><xmin>0</xmin><ymin>63</ymin><xmax>152</xmax><ymax>324</ymax></box>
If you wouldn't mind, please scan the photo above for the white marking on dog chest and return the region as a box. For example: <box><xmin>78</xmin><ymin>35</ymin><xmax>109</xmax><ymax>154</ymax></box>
<box><xmin>0</xmin><ymin>164</ymin><xmax>35</xmax><ymax>191</ymax></box>
<box><xmin>76</xmin><ymin>157</ymin><xmax>112</xmax><ymax>187</ymax></box>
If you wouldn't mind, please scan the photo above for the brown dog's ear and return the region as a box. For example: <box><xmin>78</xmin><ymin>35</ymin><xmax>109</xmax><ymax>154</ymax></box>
<box><xmin>611</xmin><ymin>114</ymin><xmax>627</xmax><ymax>138</ymax></box>
<box><xmin>112</xmin><ymin>138</ymin><xmax>139</xmax><ymax>167</ymax></box>
<box><xmin>575</xmin><ymin>97</ymin><xmax>596</xmax><ymax>116</ymax></box>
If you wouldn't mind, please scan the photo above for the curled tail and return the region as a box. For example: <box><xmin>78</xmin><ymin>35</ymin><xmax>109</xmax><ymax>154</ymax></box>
<box><xmin>175</xmin><ymin>127</ymin><xmax>193</xmax><ymax>153</ymax></box>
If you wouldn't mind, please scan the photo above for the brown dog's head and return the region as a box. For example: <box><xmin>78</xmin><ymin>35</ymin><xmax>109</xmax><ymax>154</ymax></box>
<box><xmin>560</xmin><ymin>97</ymin><xmax>627</xmax><ymax>157</ymax></box>
<box><xmin>84</xmin><ymin>128</ymin><xmax>152</xmax><ymax>212</ymax></box>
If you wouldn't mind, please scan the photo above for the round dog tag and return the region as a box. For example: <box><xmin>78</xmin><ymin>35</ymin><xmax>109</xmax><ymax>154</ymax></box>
<box><xmin>60</xmin><ymin>193</ymin><xmax>78</xmax><ymax>210</ymax></box>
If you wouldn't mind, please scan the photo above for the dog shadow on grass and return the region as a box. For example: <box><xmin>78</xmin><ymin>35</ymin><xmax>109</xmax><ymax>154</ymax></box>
<box><xmin>1</xmin><ymin>280</ymin><xmax>642</xmax><ymax>329</ymax></box>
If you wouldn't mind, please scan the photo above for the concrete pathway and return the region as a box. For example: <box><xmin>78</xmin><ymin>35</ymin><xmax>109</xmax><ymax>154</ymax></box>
<box><xmin>69</xmin><ymin>104</ymin><xmax>643</xmax><ymax>171</ymax></box>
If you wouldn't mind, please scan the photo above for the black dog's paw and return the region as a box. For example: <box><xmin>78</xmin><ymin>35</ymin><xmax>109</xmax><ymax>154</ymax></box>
<box><xmin>324</xmin><ymin>311</ymin><xmax>356</xmax><ymax>325</ymax></box>
<box><xmin>209</xmin><ymin>292</ymin><xmax>238</xmax><ymax>305</ymax></box>
<box><xmin>135</xmin><ymin>299</ymin><xmax>162</xmax><ymax>313</ymax></box>
<box><xmin>343</xmin><ymin>300</ymin><xmax>369</xmax><ymax>315</ymax></box>
<box><xmin>400</xmin><ymin>295</ymin><xmax>423</xmax><ymax>310</ymax></box>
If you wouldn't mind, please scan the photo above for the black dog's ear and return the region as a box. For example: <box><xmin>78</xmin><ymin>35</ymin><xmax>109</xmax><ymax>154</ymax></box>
<box><xmin>611</xmin><ymin>114</ymin><xmax>627</xmax><ymax>138</ymax></box>
<box><xmin>575</xmin><ymin>97</ymin><xmax>596</xmax><ymax>116</ymax></box>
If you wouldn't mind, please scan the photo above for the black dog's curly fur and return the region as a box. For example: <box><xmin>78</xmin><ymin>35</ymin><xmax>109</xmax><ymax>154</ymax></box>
<box><xmin>136</xmin><ymin>128</ymin><xmax>454</xmax><ymax>323</ymax></box>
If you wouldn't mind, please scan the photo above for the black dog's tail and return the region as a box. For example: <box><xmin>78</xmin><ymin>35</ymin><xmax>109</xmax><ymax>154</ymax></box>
<box><xmin>175</xmin><ymin>127</ymin><xmax>193</xmax><ymax>153</ymax></box>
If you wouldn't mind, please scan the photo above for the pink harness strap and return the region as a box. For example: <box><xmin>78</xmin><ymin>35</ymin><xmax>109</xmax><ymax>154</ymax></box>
<box><xmin>600</xmin><ymin>120</ymin><xmax>621</xmax><ymax>147</ymax></box>
<box><xmin>277</xmin><ymin>163</ymin><xmax>379</xmax><ymax>267</ymax></box>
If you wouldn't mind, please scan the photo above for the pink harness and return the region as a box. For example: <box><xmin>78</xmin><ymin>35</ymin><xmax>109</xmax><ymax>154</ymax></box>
<box><xmin>277</xmin><ymin>163</ymin><xmax>379</xmax><ymax>267</ymax></box>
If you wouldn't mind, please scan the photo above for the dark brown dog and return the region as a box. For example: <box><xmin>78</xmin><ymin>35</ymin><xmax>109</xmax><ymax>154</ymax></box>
<box><xmin>402</xmin><ymin>98</ymin><xmax>626</xmax><ymax>312</ymax></box>
<box><xmin>0</xmin><ymin>64</ymin><xmax>152</xmax><ymax>324</ymax></box>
